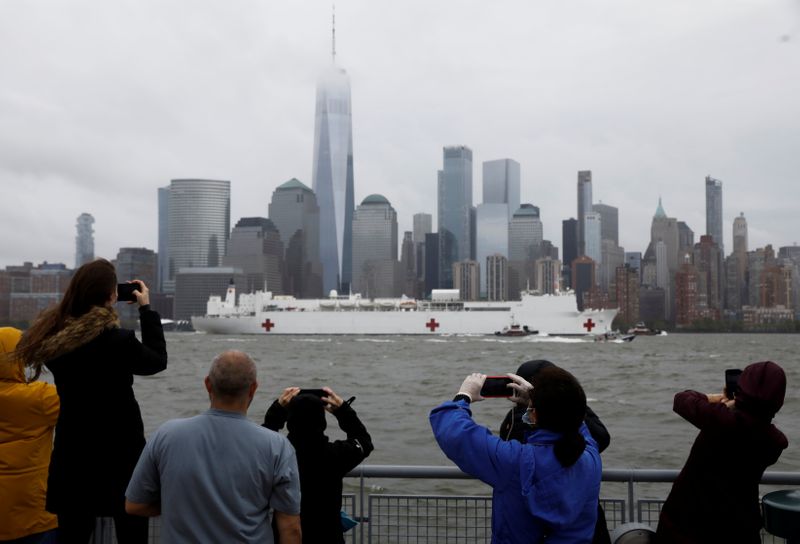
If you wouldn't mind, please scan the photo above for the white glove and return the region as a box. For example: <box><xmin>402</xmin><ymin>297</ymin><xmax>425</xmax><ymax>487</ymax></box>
<box><xmin>457</xmin><ymin>373</ymin><xmax>486</xmax><ymax>402</ymax></box>
<box><xmin>507</xmin><ymin>373</ymin><xmax>533</xmax><ymax>407</ymax></box>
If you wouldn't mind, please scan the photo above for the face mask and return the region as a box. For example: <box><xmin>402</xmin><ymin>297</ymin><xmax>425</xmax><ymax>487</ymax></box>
<box><xmin>522</xmin><ymin>408</ymin><xmax>534</xmax><ymax>427</ymax></box>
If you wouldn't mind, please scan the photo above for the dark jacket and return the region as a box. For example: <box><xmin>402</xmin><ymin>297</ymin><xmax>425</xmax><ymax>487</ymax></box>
<box><xmin>44</xmin><ymin>305</ymin><xmax>167</xmax><ymax>515</ymax></box>
<box><xmin>500</xmin><ymin>405</ymin><xmax>610</xmax><ymax>453</ymax></box>
<box><xmin>656</xmin><ymin>390</ymin><xmax>788</xmax><ymax>543</ymax></box>
<box><xmin>263</xmin><ymin>399</ymin><xmax>373</xmax><ymax>544</ymax></box>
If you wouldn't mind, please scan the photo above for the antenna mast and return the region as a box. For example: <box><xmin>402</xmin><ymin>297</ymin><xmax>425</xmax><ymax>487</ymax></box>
<box><xmin>332</xmin><ymin>4</ymin><xmax>336</xmax><ymax>63</ymax></box>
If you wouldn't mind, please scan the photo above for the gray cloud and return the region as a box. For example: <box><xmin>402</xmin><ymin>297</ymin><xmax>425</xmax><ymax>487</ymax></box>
<box><xmin>1</xmin><ymin>0</ymin><xmax>798</xmax><ymax>268</ymax></box>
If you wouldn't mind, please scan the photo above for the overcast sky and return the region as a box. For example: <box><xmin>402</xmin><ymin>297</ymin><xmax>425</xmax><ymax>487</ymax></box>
<box><xmin>1</xmin><ymin>0</ymin><xmax>799</xmax><ymax>269</ymax></box>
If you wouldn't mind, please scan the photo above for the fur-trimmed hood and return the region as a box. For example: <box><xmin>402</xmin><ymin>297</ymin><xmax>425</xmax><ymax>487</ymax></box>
<box><xmin>27</xmin><ymin>306</ymin><xmax>120</xmax><ymax>368</ymax></box>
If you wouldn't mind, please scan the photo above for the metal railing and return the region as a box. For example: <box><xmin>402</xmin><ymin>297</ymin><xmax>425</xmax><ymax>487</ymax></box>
<box><xmin>93</xmin><ymin>466</ymin><xmax>800</xmax><ymax>543</ymax></box>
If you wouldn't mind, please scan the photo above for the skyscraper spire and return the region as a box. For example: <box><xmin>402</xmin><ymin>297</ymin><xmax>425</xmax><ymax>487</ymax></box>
<box><xmin>332</xmin><ymin>4</ymin><xmax>336</xmax><ymax>63</ymax></box>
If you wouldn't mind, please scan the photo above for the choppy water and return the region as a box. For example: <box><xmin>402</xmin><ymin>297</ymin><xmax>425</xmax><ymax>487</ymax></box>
<box><xmin>132</xmin><ymin>332</ymin><xmax>800</xmax><ymax>496</ymax></box>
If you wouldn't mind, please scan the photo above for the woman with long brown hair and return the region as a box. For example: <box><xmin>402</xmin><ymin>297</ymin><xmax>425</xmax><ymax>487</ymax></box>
<box><xmin>16</xmin><ymin>258</ymin><xmax>167</xmax><ymax>544</ymax></box>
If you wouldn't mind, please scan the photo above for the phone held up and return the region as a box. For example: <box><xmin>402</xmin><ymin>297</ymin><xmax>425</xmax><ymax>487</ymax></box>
<box><xmin>299</xmin><ymin>389</ymin><xmax>329</xmax><ymax>398</ymax></box>
<box><xmin>480</xmin><ymin>376</ymin><xmax>513</xmax><ymax>398</ymax></box>
<box><xmin>117</xmin><ymin>282</ymin><xmax>140</xmax><ymax>303</ymax></box>
<box><xmin>725</xmin><ymin>369</ymin><xmax>743</xmax><ymax>400</ymax></box>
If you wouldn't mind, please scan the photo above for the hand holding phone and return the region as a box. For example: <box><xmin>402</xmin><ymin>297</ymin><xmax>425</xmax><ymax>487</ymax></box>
<box><xmin>117</xmin><ymin>283</ymin><xmax>139</xmax><ymax>303</ymax></box>
<box><xmin>725</xmin><ymin>369</ymin><xmax>742</xmax><ymax>400</ymax></box>
<box><xmin>299</xmin><ymin>388</ymin><xmax>329</xmax><ymax>398</ymax></box>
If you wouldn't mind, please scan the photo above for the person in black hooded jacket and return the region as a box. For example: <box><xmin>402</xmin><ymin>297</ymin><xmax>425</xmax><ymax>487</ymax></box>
<box><xmin>498</xmin><ymin>360</ymin><xmax>611</xmax><ymax>544</ymax></box>
<box><xmin>263</xmin><ymin>386</ymin><xmax>373</xmax><ymax>544</ymax></box>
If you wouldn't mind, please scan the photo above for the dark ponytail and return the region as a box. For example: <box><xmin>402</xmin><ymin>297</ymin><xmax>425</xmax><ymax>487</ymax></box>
<box><xmin>553</xmin><ymin>430</ymin><xmax>586</xmax><ymax>467</ymax></box>
<box><xmin>530</xmin><ymin>366</ymin><xmax>588</xmax><ymax>467</ymax></box>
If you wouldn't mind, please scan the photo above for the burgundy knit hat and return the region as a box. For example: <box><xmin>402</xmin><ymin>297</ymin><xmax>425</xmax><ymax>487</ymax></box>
<box><xmin>736</xmin><ymin>361</ymin><xmax>786</xmax><ymax>421</ymax></box>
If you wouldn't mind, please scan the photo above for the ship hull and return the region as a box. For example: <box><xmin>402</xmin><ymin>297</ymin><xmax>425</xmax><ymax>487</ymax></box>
<box><xmin>191</xmin><ymin>294</ymin><xmax>617</xmax><ymax>336</ymax></box>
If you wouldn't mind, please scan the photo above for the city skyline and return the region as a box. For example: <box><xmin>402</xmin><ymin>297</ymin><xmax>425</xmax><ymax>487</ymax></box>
<box><xmin>1</xmin><ymin>1</ymin><xmax>799</xmax><ymax>269</ymax></box>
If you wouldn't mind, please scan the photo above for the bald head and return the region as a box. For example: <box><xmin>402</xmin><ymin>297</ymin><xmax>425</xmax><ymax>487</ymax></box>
<box><xmin>207</xmin><ymin>350</ymin><xmax>258</xmax><ymax>404</ymax></box>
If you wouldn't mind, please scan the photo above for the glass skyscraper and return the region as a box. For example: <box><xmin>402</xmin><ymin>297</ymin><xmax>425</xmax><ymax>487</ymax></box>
<box><xmin>437</xmin><ymin>146</ymin><xmax>473</xmax><ymax>288</ymax></box>
<box><xmin>165</xmin><ymin>179</ymin><xmax>230</xmax><ymax>293</ymax></box>
<box><xmin>705</xmin><ymin>175</ymin><xmax>723</xmax><ymax>253</ymax></box>
<box><xmin>312</xmin><ymin>65</ymin><xmax>355</xmax><ymax>295</ymax></box>
<box><xmin>482</xmin><ymin>159</ymin><xmax>520</xmax><ymax>220</ymax></box>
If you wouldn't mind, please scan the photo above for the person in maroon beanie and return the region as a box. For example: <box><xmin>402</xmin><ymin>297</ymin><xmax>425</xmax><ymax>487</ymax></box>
<box><xmin>656</xmin><ymin>361</ymin><xmax>788</xmax><ymax>544</ymax></box>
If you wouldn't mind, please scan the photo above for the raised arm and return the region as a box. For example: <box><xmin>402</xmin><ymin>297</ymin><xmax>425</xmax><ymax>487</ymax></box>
<box><xmin>673</xmin><ymin>390</ymin><xmax>734</xmax><ymax>430</ymax></box>
<box><xmin>323</xmin><ymin>388</ymin><xmax>374</xmax><ymax>473</ymax></box>
<box><xmin>262</xmin><ymin>387</ymin><xmax>300</xmax><ymax>431</ymax></box>
<box><xmin>123</xmin><ymin>305</ymin><xmax>167</xmax><ymax>376</ymax></box>
<box><xmin>429</xmin><ymin>399</ymin><xmax>518</xmax><ymax>488</ymax></box>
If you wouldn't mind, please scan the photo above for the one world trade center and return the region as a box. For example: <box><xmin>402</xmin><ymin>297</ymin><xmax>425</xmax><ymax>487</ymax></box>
<box><xmin>312</xmin><ymin>17</ymin><xmax>355</xmax><ymax>294</ymax></box>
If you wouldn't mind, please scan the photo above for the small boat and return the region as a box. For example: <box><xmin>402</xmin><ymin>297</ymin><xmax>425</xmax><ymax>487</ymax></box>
<box><xmin>594</xmin><ymin>332</ymin><xmax>636</xmax><ymax>343</ymax></box>
<box><xmin>627</xmin><ymin>322</ymin><xmax>662</xmax><ymax>336</ymax></box>
<box><xmin>494</xmin><ymin>323</ymin><xmax>538</xmax><ymax>337</ymax></box>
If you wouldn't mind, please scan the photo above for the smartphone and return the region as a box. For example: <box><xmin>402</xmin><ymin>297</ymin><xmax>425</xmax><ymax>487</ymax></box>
<box><xmin>725</xmin><ymin>369</ymin><xmax>743</xmax><ymax>399</ymax></box>
<box><xmin>480</xmin><ymin>376</ymin><xmax>513</xmax><ymax>398</ymax></box>
<box><xmin>117</xmin><ymin>283</ymin><xmax>139</xmax><ymax>303</ymax></box>
<box><xmin>299</xmin><ymin>389</ymin><xmax>328</xmax><ymax>398</ymax></box>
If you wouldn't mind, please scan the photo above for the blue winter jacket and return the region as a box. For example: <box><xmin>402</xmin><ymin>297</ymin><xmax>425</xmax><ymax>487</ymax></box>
<box><xmin>430</xmin><ymin>399</ymin><xmax>602</xmax><ymax>544</ymax></box>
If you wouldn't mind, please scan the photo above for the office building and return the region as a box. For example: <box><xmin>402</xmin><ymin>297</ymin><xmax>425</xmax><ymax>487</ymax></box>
<box><xmin>453</xmin><ymin>260</ymin><xmax>480</xmax><ymax>301</ymax></box>
<box><xmin>615</xmin><ymin>264</ymin><xmax>640</xmax><ymax>327</ymax></box>
<box><xmin>677</xmin><ymin>221</ymin><xmax>695</xmax><ymax>264</ymax></box>
<box><xmin>486</xmin><ymin>254</ymin><xmax>508</xmax><ymax>301</ymax></box>
<box><xmin>476</xmin><ymin>203</ymin><xmax>509</xmax><ymax>296</ymax></box>
<box><xmin>164</xmin><ymin>179</ymin><xmax>230</xmax><ymax>294</ymax></box>
<box><xmin>508</xmin><ymin>205</ymin><xmax>542</xmax><ymax>297</ymax></box>
<box><xmin>535</xmin><ymin>257</ymin><xmax>561</xmax><ymax>295</ymax></box>
<box><xmin>413</xmin><ymin>213</ymin><xmax>432</xmax><ymax>244</ymax></box>
<box><xmin>675</xmin><ymin>261</ymin><xmax>700</xmax><ymax>327</ymax></box>
<box><xmin>600</xmin><ymin>239</ymin><xmax>625</xmax><ymax>297</ymax></box>
<box><xmin>705</xmin><ymin>175</ymin><xmax>724</xmax><ymax>253</ymax></box>
<box><xmin>583</xmin><ymin>212</ymin><xmax>602</xmax><ymax>275</ymax></box>
<box><xmin>625</xmin><ymin>252</ymin><xmax>642</xmax><ymax>285</ymax></box>
<box><xmin>593</xmin><ymin>203</ymin><xmax>618</xmax><ymax>246</ymax></box>
<box><xmin>223</xmin><ymin>217</ymin><xmax>285</xmax><ymax>295</ymax></box>
<box><xmin>174</xmin><ymin>267</ymin><xmax>246</xmax><ymax>321</ymax></box>
<box><xmin>650</xmin><ymin>198</ymin><xmax>679</xmax><ymax>321</ymax></box>
<box><xmin>577</xmin><ymin>170</ymin><xmax>592</xmax><ymax>256</ymax></box>
<box><xmin>114</xmin><ymin>248</ymin><xmax>157</xmax><ymax>325</ymax></box>
<box><xmin>562</xmin><ymin>218</ymin><xmax>578</xmax><ymax>289</ymax></box>
<box><xmin>351</xmin><ymin>195</ymin><xmax>398</xmax><ymax>298</ymax></box>
<box><xmin>733</xmin><ymin>213</ymin><xmax>748</xmax><ymax>254</ymax></box>
<box><xmin>572</xmin><ymin>256</ymin><xmax>596</xmax><ymax>311</ymax></box>
<box><xmin>424</xmin><ymin>232</ymin><xmax>440</xmax><ymax>296</ymax></box>
<box><xmin>268</xmin><ymin>179</ymin><xmax>322</xmax><ymax>298</ymax></box>
<box><xmin>482</xmin><ymin>159</ymin><xmax>520</xmax><ymax>220</ymax></box>
<box><xmin>400</xmin><ymin>231</ymin><xmax>418</xmax><ymax>298</ymax></box>
<box><xmin>438</xmin><ymin>146</ymin><xmax>473</xmax><ymax>287</ymax></box>
<box><xmin>312</xmin><ymin>61</ymin><xmax>355</xmax><ymax>294</ymax></box>
<box><xmin>75</xmin><ymin>213</ymin><xmax>95</xmax><ymax>268</ymax></box>
<box><xmin>2</xmin><ymin>262</ymin><xmax>72</xmax><ymax>326</ymax></box>
<box><xmin>157</xmin><ymin>186</ymin><xmax>170</xmax><ymax>292</ymax></box>
<box><xmin>693</xmin><ymin>235</ymin><xmax>723</xmax><ymax>316</ymax></box>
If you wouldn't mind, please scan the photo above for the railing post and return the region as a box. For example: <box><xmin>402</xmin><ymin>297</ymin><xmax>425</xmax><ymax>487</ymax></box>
<box><xmin>628</xmin><ymin>471</ymin><xmax>635</xmax><ymax>524</ymax></box>
<box><xmin>358</xmin><ymin>465</ymin><xmax>365</xmax><ymax>544</ymax></box>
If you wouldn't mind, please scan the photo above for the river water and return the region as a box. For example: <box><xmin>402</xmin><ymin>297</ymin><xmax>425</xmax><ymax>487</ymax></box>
<box><xmin>132</xmin><ymin>332</ymin><xmax>799</xmax><ymax>496</ymax></box>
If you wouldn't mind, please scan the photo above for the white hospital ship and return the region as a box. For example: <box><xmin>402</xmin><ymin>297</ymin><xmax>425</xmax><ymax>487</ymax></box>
<box><xmin>191</xmin><ymin>284</ymin><xmax>617</xmax><ymax>336</ymax></box>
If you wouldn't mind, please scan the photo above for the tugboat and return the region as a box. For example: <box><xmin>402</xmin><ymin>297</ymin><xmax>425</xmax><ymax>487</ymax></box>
<box><xmin>495</xmin><ymin>316</ymin><xmax>538</xmax><ymax>337</ymax></box>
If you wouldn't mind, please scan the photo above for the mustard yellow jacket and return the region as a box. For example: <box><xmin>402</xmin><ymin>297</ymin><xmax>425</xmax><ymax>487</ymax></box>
<box><xmin>0</xmin><ymin>327</ymin><xmax>59</xmax><ymax>539</ymax></box>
